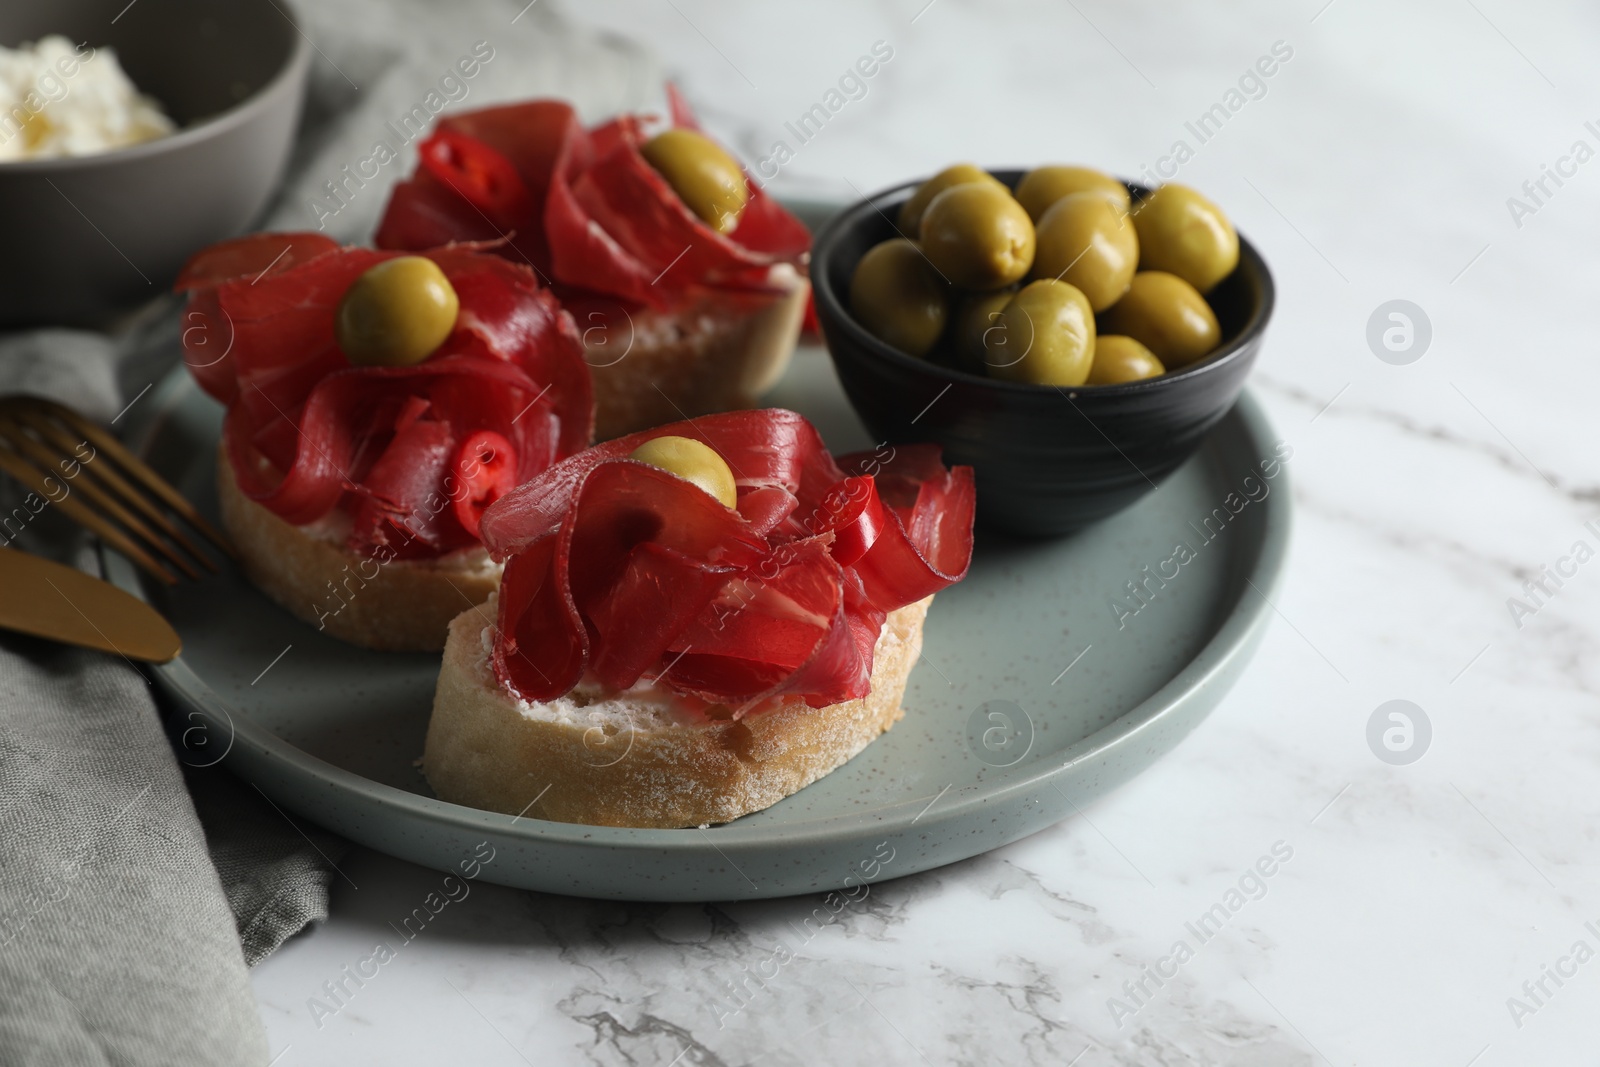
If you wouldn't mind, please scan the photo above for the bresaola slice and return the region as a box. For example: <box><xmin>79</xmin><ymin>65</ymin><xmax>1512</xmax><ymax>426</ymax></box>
<box><xmin>176</xmin><ymin>234</ymin><xmax>592</xmax><ymax>558</ymax></box>
<box><xmin>479</xmin><ymin>409</ymin><xmax>975</xmax><ymax>713</ymax></box>
<box><xmin>375</xmin><ymin>86</ymin><xmax>810</xmax><ymax>310</ymax></box>
<box><xmin>478</xmin><ymin>408</ymin><xmax>852</xmax><ymax>555</ymax></box>
<box><xmin>175</xmin><ymin>231</ymin><xmax>341</xmax><ymax>290</ymax></box>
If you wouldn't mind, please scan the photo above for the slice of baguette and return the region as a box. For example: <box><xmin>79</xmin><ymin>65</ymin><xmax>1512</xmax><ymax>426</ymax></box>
<box><xmin>216</xmin><ymin>449</ymin><xmax>499</xmax><ymax>652</ymax></box>
<box><xmin>423</xmin><ymin>593</ymin><xmax>932</xmax><ymax>828</ymax></box>
<box><xmin>587</xmin><ymin>269</ymin><xmax>810</xmax><ymax>441</ymax></box>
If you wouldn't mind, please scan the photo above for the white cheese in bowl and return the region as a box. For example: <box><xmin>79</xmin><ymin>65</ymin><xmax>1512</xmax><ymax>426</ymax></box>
<box><xmin>0</xmin><ymin>35</ymin><xmax>175</xmax><ymax>162</ymax></box>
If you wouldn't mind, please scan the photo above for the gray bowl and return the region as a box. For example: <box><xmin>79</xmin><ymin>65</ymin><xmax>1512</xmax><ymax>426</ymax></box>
<box><xmin>0</xmin><ymin>0</ymin><xmax>310</xmax><ymax>327</ymax></box>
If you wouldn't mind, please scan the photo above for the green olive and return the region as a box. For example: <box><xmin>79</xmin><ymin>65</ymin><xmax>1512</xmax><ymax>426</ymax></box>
<box><xmin>1015</xmin><ymin>165</ymin><xmax>1131</xmax><ymax>221</ymax></box>
<box><xmin>849</xmin><ymin>238</ymin><xmax>948</xmax><ymax>358</ymax></box>
<box><xmin>920</xmin><ymin>182</ymin><xmax>1035</xmax><ymax>291</ymax></box>
<box><xmin>897</xmin><ymin>163</ymin><xmax>1006</xmax><ymax>236</ymax></box>
<box><xmin>336</xmin><ymin>256</ymin><xmax>460</xmax><ymax>367</ymax></box>
<box><xmin>947</xmin><ymin>288</ymin><xmax>1015</xmax><ymax>374</ymax></box>
<box><xmin>1098</xmin><ymin>271</ymin><xmax>1220</xmax><ymax>367</ymax></box>
<box><xmin>640</xmin><ymin>128</ymin><xmax>750</xmax><ymax>234</ymax></box>
<box><xmin>984</xmin><ymin>279</ymin><xmax>1096</xmax><ymax>386</ymax></box>
<box><xmin>1087</xmin><ymin>335</ymin><xmax>1165</xmax><ymax>385</ymax></box>
<box><xmin>629</xmin><ymin>435</ymin><xmax>737</xmax><ymax>507</ymax></box>
<box><xmin>1030</xmin><ymin>192</ymin><xmax>1139</xmax><ymax>312</ymax></box>
<box><xmin>1131</xmin><ymin>183</ymin><xmax>1238</xmax><ymax>293</ymax></box>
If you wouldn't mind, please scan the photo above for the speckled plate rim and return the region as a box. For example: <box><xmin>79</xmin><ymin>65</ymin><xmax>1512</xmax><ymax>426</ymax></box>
<box><xmin>108</xmin><ymin>366</ymin><xmax>1290</xmax><ymax>856</ymax></box>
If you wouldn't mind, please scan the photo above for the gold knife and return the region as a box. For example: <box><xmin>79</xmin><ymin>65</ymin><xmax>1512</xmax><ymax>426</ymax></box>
<box><xmin>0</xmin><ymin>546</ymin><xmax>180</xmax><ymax>663</ymax></box>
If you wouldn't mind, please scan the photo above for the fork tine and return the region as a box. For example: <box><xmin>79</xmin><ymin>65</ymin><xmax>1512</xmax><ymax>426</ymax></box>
<box><xmin>0</xmin><ymin>416</ymin><xmax>203</xmax><ymax>581</ymax></box>
<box><xmin>0</xmin><ymin>445</ymin><xmax>177</xmax><ymax>584</ymax></box>
<box><xmin>5</xmin><ymin>409</ymin><xmax>219</xmax><ymax>573</ymax></box>
<box><xmin>2</xmin><ymin>396</ymin><xmax>235</xmax><ymax>560</ymax></box>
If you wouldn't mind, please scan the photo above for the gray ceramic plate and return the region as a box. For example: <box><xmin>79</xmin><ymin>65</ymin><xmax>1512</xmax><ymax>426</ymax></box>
<box><xmin>113</xmin><ymin>210</ymin><xmax>1289</xmax><ymax>902</ymax></box>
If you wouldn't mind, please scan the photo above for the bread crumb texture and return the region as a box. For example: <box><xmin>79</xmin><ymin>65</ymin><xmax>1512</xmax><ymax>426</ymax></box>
<box><xmin>217</xmin><ymin>448</ymin><xmax>499</xmax><ymax>652</ymax></box>
<box><xmin>588</xmin><ymin>270</ymin><xmax>808</xmax><ymax>440</ymax></box>
<box><xmin>423</xmin><ymin>594</ymin><xmax>931</xmax><ymax>828</ymax></box>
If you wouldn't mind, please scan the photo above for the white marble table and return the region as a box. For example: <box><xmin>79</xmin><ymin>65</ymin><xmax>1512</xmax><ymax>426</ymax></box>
<box><xmin>252</xmin><ymin>1</ymin><xmax>1600</xmax><ymax>1062</ymax></box>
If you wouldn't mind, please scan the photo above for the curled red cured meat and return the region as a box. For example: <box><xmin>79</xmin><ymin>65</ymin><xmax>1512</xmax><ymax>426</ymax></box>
<box><xmin>176</xmin><ymin>233</ymin><xmax>592</xmax><ymax>558</ymax></box>
<box><xmin>481</xmin><ymin>409</ymin><xmax>974</xmax><ymax>712</ymax></box>
<box><xmin>374</xmin><ymin>86</ymin><xmax>811</xmax><ymax>310</ymax></box>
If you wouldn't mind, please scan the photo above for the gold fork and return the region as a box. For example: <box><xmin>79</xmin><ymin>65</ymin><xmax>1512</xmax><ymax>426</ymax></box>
<box><xmin>0</xmin><ymin>394</ymin><xmax>233</xmax><ymax>585</ymax></box>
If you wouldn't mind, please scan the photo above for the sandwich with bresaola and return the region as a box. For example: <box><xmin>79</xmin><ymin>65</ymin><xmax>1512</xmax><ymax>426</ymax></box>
<box><xmin>422</xmin><ymin>408</ymin><xmax>975</xmax><ymax>827</ymax></box>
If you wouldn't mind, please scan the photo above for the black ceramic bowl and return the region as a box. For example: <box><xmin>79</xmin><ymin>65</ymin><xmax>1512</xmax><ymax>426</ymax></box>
<box><xmin>0</xmin><ymin>0</ymin><xmax>310</xmax><ymax>327</ymax></box>
<box><xmin>812</xmin><ymin>171</ymin><xmax>1274</xmax><ymax>536</ymax></box>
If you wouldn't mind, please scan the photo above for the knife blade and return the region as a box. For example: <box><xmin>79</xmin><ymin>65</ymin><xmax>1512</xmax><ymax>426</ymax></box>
<box><xmin>0</xmin><ymin>545</ymin><xmax>180</xmax><ymax>663</ymax></box>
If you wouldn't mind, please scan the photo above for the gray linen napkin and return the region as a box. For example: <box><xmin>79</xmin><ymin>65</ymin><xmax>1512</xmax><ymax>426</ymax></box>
<box><xmin>183</xmin><ymin>765</ymin><xmax>345</xmax><ymax>968</ymax></box>
<box><xmin>0</xmin><ymin>3</ymin><xmax>658</xmax><ymax>1062</ymax></box>
<box><xmin>0</xmin><ymin>335</ymin><xmax>321</xmax><ymax>1064</ymax></box>
<box><xmin>0</xmin><ymin>615</ymin><xmax>268</xmax><ymax>1067</ymax></box>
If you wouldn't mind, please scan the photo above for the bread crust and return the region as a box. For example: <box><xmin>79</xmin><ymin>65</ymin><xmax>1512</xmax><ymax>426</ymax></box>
<box><xmin>588</xmin><ymin>276</ymin><xmax>810</xmax><ymax>441</ymax></box>
<box><xmin>422</xmin><ymin>595</ymin><xmax>932</xmax><ymax>828</ymax></box>
<box><xmin>216</xmin><ymin>452</ymin><xmax>499</xmax><ymax>652</ymax></box>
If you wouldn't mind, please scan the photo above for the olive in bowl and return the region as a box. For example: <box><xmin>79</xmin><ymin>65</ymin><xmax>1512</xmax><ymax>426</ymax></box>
<box><xmin>813</xmin><ymin>170</ymin><xmax>1274</xmax><ymax>535</ymax></box>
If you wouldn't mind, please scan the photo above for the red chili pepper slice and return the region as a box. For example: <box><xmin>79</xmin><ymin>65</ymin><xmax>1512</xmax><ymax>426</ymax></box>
<box><xmin>814</xmin><ymin>475</ymin><xmax>887</xmax><ymax>567</ymax></box>
<box><xmin>453</xmin><ymin>430</ymin><xmax>518</xmax><ymax>539</ymax></box>
<box><xmin>800</xmin><ymin>289</ymin><xmax>821</xmax><ymax>339</ymax></box>
<box><xmin>418</xmin><ymin>129</ymin><xmax>532</xmax><ymax>230</ymax></box>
